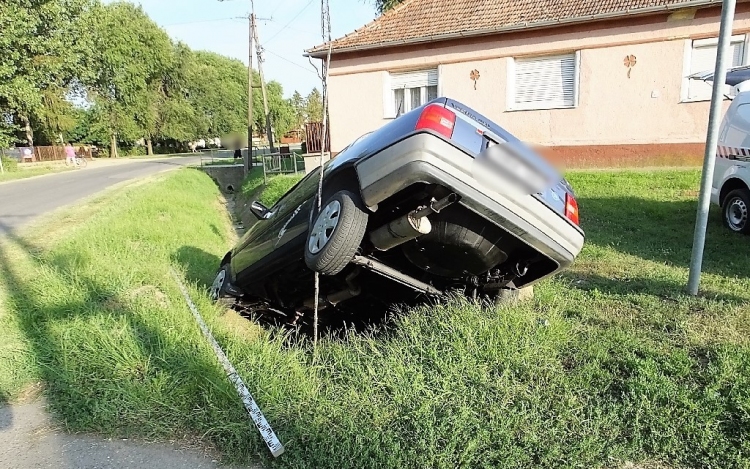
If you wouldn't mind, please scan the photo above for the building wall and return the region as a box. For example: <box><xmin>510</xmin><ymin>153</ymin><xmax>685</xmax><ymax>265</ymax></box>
<box><xmin>326</xmin><ymin>6</ymin><xmax>750</xmax><ymax>160</ymax></box>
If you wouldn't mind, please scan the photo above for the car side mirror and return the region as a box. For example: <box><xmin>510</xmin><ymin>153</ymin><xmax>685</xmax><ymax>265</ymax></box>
<box><xmin>250</xmin><ymin>200</ymin><xmax>272</xmax><ymax>220</ymax></box>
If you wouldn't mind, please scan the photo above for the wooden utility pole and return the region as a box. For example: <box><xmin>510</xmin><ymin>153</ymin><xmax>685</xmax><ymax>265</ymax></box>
<box><xmin>251</xmin><ymin>17</ymin><xmax>276</xmax><ymax>153</ymax></box>
<box><xmin>247</xmin><ymin>13</ymin><xmax>253</xmax><ymax>175</ymax></box>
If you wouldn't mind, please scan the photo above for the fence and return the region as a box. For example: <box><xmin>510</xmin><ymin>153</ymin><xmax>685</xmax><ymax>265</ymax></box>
<box><xmin>2</xmin><ymin>145</ymin><xmax>95</xmax><ymax>163</ymax></box>
<box><xmin>262</xmin><ymin>152</ymin><xmax>304</xmax><ymax>184</ymax></box>
<box><xmin>304</xmin><ymin>122</ymin><xmax>330</xmax><ymax>154</ymax></box>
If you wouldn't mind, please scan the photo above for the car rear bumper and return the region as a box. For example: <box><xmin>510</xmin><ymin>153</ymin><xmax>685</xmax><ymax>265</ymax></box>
<box><xmin>354</xmin><ymin>133</ymin><xmax>585</xmax><ymax>282</ymax></box>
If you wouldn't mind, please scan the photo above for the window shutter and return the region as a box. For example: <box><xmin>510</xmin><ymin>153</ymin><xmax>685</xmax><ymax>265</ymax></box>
<box><xmin>390</xmin><ymin>69</ymin><xmax>438</xmax><ymax>89</ymax></box>
<box><xmin>688</xmin><ymin>38</ymin><xmax>746</xmax><ymax>100</ymax></box>
<box><xmin>513</xmin><ymin>54</ymin><xmax>576</xmax><ymax>109</ymax></box>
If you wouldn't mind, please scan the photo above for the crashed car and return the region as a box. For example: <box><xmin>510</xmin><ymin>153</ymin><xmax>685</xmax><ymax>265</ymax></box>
<box><xmin>210</xmin><ymin>98</ymin><xmax>585</xmax><ymax>322</ymax></box>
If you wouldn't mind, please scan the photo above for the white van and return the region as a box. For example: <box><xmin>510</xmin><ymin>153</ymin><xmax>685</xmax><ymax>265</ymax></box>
<box><xmin>691</xmin><ymin>66</ymin><xmax>750</xmax><ymax>234</ymax></box>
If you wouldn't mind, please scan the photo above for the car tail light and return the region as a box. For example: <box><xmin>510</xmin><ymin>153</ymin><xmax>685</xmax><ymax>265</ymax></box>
<box><xmin>565</xmin><ymin>193</ymin><xmax>580</xmax><ymax>226</ymax></box>
<box><xmin>415</xmin><ymin>104</ymin><xmax>456</xmax><ymax>139</ymax></box>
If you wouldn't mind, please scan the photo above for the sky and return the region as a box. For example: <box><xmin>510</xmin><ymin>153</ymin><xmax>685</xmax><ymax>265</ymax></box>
<box><xmin>117</xmin><ymin>0</ymin><xmax>377</xmax><ymax>98</ymax></box>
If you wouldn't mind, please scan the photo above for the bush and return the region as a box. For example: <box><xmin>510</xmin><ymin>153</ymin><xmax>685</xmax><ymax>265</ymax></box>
<box><xmin>1</xmin><ymin>155</ymin><xmax>18</xmax><ymax>172</ymax></box>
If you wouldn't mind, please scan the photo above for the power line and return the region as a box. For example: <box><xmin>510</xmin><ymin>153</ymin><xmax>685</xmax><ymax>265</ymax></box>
<box><xmin>264</xmin><ymin>48</ymin><xmax>317</xmax><ymax>74</ymax></box>
<box><xmin>162</xmin><ymin>17</ymin><xmax>242</xmax><ymax>27</ymax></box>
<box><xmin>263</xmin><ymin>0</ymin><xmax>315</xmax><ymax>45</ymax></box>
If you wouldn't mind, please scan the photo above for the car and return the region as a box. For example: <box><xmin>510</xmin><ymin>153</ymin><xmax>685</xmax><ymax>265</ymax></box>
<box><xmin>210</xmin><ymin>97</ymin><xmax>585</xmax><ymax>326</ymax></box>
<box><xmin>691</xmin><ymin>65</ymin><xmax>750</xmax><ymax>234</ymax></box>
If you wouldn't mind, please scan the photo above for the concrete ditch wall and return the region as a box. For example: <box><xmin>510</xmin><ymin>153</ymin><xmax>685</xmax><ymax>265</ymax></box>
<box><xmin>200</xmin><ymin>165</ymin><xmax>245</xmax><ymax>194</ymax></box>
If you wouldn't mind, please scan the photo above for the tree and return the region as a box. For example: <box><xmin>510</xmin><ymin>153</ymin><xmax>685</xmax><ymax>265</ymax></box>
<box><xmin>186</xmin><ymin>51</ymin><xmax>249</xmax><ymax>139</ymax></box>
<box><xmin>290</xmin><ymin>91</ymin><xmax>305</xmax><ymax>131</ymax></box>
<box><xmin>0</xmin><ymin>0</ymin><xmax>94</xmax><ymax>148</ymax></box>
<box><xmin>84</xmin><ymin>2</ymin><xmax>173</xmax><ymax>157</ymax></box>
<box><xmin>374</xmin><ymin>0</ymin><xmax>404</xmax><ymax>13</ymax></box>
<box><xmin>305</xmin><ymin>88</ymin><xmax>324</xmax><ymax>123</ymax></box>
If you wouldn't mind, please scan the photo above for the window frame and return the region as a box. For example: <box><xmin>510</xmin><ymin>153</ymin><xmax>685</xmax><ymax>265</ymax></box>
<box><xmin>681</xmin><ymin>34</ymin><xmax>750</xmax><ymax>103</ymax></box>
<box><xmin>383</xmin><ymin>68</ymin><xmax>439</xmax><ymax>119</ymax></box>
<box><xmin>506</xmin><ymin>51</ymin><xmax>581</xmax><ymax>112</ymax></box>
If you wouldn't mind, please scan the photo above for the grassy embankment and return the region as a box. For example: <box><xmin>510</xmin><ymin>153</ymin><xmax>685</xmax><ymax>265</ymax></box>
<box><xmin>1</xmin><ymin>167</ymin><xmax>749</xmax><ymax>468</ymax></box>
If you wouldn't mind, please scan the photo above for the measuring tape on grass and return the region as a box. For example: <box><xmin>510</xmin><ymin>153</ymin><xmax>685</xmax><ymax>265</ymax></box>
<box><xmin>170</xmin><ymin>269</ymin><xmax>285</xmax><ymax>457</ymax></box>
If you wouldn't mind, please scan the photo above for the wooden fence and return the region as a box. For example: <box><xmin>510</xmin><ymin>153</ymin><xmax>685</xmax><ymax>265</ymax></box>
<box><xmin>6</xmin><ymin>145</ymin><xmax>96</xmax><ymax>162</ymax></box>
<box><xmin>304</xmin><ymin>122</ymin><xmax>330</xmax><ymax>154</ymax></box>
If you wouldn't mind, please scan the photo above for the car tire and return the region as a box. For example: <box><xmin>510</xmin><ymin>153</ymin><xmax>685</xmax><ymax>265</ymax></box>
<box><xmin>209</xmin><ymin>263</ymin><xmax>235</xmax><ymax>307</ymax></box>
<box><xmin>723</xmin><ymin>189</ymin><xmax>750</xmax><ymax>235</ymax></box>
<box><xmin>305</xmin><ymin>190</ymin><xmax>368</xmax><ymax>276</ymax></box>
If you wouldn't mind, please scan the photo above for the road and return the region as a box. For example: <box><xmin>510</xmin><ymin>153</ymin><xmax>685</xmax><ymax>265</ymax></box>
<box><xmin>0</xmin><ymin>156</ymin><xmax>201</xmax><ymax>234</ymax></box>
<box><xmin>0</xmin><ymin>400</ymin><xmax>243</xmax><ymax>469</ymax></box>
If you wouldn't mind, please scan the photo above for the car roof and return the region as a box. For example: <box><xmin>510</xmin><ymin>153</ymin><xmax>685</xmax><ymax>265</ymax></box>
<box><xmin>689</xmin><ymin>65</ymin><xmax>750</xmax><ymax>87</ymax></box>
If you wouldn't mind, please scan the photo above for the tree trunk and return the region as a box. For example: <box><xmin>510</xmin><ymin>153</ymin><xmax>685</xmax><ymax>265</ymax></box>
<box><xmin>19</xmin><ymin>114</ymin><xmax>33</xmax><ymax>147</ymax></box>
<box><xmin>110</xmin><ymin>133</ymin><xmax>118</xmax><ymax>158</ymax></box>
<box><xmin>146</xmin><ymin>138</ymin><xmax>153</xmax><ymax>156</ymax></box>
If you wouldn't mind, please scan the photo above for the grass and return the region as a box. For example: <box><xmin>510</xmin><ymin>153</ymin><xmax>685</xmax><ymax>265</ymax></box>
<box><xmin>257</xmin><ymin>174</ymin><xmax>304</xmax><ymax>206</ymax></box>
<box><xmin>239</xmin><ymin>167</ymin><xmax>304</xmax><ymax>206</ymax></box>
<box><xmin>0</xmin><ymin>164</ymin><xmax>72</xmax><ymax>183</ymax></box>
<box><xmin>1</xmin><ymin>167</ymin><xmax>750</xmax><ymax>468</ymax></box>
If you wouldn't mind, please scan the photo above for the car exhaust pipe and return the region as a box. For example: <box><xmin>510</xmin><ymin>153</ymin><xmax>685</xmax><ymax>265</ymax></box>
<box><xmin>370</xmin><ymin>193</ymin><xmax>458</xmax><ymax>251</ymax></box>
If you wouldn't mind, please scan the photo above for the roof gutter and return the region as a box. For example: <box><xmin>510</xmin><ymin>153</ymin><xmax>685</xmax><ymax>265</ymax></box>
<box><xmin>305</xmin><ymin>0</ymin><xmax>723</xmax><ymax>58</ymax></box>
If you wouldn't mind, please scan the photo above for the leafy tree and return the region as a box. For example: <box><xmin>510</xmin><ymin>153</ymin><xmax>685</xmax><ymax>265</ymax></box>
<box><xmin>0</xmin><ymin>0</ymin><xmax>94</xmax><ymax>147</ymax></box>
<box><xmin>290</xmin><ymin>91</ymin><xmax>306</xmax><ymax>131</ymax></box>
<box><xmin>305</xmin><ymin>88</ymin><xmax>324</xmax><ymax>123</ymax></box>
<box><xmin>186</xmin><ymin>51</ymin><xmax>249</xmax><ymax>140</ymax></box>
<box><xmin>84</xmin><ymin>1</ymin><xmax>173</xmax><ymax>157</ymax></box>
<box><xmin>374</xmin><ymin>0</ymin><xmax>404</xmax><ymax>13</ymax></box>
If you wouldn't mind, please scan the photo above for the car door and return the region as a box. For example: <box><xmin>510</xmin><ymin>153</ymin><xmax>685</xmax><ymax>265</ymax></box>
<box><xmin>232</xmin><ymin>168</ymin><xmax>321</xmax><ymax>282</ymax></box>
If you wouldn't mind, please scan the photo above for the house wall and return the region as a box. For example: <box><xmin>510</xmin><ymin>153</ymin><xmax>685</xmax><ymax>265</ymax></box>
<box><xmin>325</xmin><ymin>6</ymin><xmax>750</xmax><ymax>165</ymax></box>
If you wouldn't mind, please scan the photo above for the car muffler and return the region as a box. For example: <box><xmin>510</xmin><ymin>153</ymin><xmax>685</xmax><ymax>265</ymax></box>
<box><xmin>370</xmin><ymin>193</ymin><xmax>458</xmax><ymax>251</ymax></box>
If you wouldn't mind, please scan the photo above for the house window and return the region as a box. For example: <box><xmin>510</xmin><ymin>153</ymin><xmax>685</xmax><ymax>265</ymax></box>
<box><xmin>507</xmin><ymin>52</ymin><xmax>580</xmax><ymax>111</ymax></box>
<box><xmin>684</xmin><ymin>35</ymin><xmax>748</xmax><ymax>102</ymax></box>
<box><xmin>386</xmin><ymin>69</ymin><xmax>438</xmax><ymax>118</ymax></box>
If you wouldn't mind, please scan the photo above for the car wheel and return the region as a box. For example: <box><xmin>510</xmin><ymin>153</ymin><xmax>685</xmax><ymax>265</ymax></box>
<box><xmin>305</xmin><ymin>190</ymin><xmax>368</xmax><ymax>275</ymax></box>
<box><xmin>209</xmin><ymin>264</ymin><xmax>235</xmax><ymax>306</ymax></box>
<box><xmin>723</xmin><ymin>189</ymin><xmax>750</xmax><ymax>234</ymax></box>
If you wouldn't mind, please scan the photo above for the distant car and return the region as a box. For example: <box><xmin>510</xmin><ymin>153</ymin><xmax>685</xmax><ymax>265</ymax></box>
<box><xmin>691</xmin><ymin>66</ymin><xmax>750</xmax><ymax>234</ymax></box>
<box><xmin>210</xmin><ymin>98</ymin><xmax>585</xmax><ymax>322</ymax></box>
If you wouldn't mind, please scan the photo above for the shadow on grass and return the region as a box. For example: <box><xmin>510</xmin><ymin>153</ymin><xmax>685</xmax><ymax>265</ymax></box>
<box><xmin>0</xmin><ymin>228</ymin><xmax>257</xmax><ymax>458</ymax></box>
<box><xmin>172</xmin><ymin>246</ymin><xmax>221</xmax><ymax>288</ymax></box>
<box><xmin>561</xmin><ymin>271</ymin><xmax>749</xmax><ymax>304</ymax></box>
<box><xmin>578</xmin><ymin>197</ymin><xmax>750</xmax><ymax>279</ymax></box>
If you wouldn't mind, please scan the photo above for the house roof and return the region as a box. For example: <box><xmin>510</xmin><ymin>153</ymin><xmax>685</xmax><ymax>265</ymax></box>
<box><xmin>306</xmin><ymin>0</ymin><xmax>723</xmax><ymax>56</ymax></box>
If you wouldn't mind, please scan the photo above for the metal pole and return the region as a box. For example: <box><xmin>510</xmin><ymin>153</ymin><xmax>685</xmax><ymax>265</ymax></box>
<box><xmin>0</xmin><ymin>148</ymin><xmax>5</xmax><ymax>174</ymax></box>
<box><xmin>688</xmin><ymin>0</ymin><xmax>736</xmax><ymax>295</ymax></box>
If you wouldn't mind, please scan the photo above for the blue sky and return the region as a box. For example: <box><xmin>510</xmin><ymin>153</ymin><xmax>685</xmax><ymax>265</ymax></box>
<box><xmin>119</xmin><ymin>0</ymin><xmax>377</xmax><ymax>98</ymax></box>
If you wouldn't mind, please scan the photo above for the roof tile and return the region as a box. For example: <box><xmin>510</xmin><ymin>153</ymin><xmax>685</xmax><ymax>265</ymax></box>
<box><xmin>308</xmin><ymin>0</ymin><xmax>722</xmax><ymax>54</ymax></box>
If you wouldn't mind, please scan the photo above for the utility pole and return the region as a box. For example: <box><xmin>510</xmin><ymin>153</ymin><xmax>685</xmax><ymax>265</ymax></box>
<box><xmin>251</xmin><ymin>17</ymin><xmax>276</xmax><ymax>153</ymax></box>
<box><xmin>246</xmin><ymin>13</ymin><xmax>253</xmax><ymax>175</ymax></box>
<box><xmin>688</xmin><ymin>0</ymin><xmax>736</xmax><ymax>295</ymax></box>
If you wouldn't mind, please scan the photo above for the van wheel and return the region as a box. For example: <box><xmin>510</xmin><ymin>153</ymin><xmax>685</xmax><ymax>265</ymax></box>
<box><xmin>723</xmin><ymin>189</ymin><xmax>750</xmax><ymax>234</ymax></box>
<box><xmin>305</xmin><ymin>190</ymin><xmax>368</xmax><ymax>275</ymax></box>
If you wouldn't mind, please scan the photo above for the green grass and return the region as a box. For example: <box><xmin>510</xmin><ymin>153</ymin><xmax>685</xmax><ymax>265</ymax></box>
<box><xmin>257</xmin><ymin>174</ymin><xmax>304</xmax><ymax>206</ymax></box>
<box><xmin>239</xmin><ymin>167</ymin><xmax>304</xmax><ymax>206</ymax></box>
<box><xmin>1</xmin><ymin>167</ymin><xmax>750</xmax><ymax>468</ymax></box>
<box><xmin>0</xmin><ymin>164</ymin><xmax>72</xmax><ymax>183</ymax></box>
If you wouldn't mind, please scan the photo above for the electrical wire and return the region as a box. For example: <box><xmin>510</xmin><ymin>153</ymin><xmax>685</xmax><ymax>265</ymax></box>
<box><xmin>265</xmin><ymin>48</ymin><xmax>318</xmax><ymax>74</ymax></box>
<box><xmin>263</xmin><ymin>0</ymin><xmax>315</xmax><ymax>45</ymax></box>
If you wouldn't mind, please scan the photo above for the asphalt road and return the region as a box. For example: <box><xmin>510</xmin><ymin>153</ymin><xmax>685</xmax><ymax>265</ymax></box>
<box><xmin>0</xmin><ymin>400</ymin><xmax>244</xmax><ymax>469</ymax></box>
<box><xmin>0</xmin><ymin>156</ymin><xmax>201</xmax><ymax>234</ymax></box>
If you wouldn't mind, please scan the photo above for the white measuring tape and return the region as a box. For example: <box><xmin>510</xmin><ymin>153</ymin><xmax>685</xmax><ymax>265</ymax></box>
<box><xmin>170</xmin><ymin>269</ymin><xmax>285</xmax><ymax>458</ymax></box>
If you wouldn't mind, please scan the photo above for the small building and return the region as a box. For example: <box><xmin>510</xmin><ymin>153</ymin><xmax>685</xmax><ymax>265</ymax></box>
<box><xmin>306</xmin><ymin>0</ymin><xmax>750</xmax><ymax>165</ymax></box>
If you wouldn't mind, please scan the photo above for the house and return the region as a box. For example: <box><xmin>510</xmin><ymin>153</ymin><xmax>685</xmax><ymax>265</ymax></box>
<box><xmin>306</xmin><ymin>0</ymin><xmax>750</xmax><ymax>166</ymax></box>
